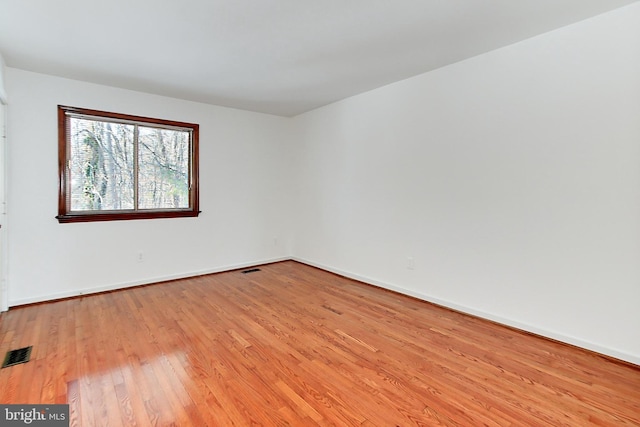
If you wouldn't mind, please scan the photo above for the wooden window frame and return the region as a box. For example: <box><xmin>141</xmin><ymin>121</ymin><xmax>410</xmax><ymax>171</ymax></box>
<box><xmin>57</xmin><ymin>105</ymin><xmax>200</xmax><ymax>223</ymax></box>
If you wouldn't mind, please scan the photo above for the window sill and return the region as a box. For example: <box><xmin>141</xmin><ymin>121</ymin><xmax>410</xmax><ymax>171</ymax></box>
<box><xmin>56</xmin><ymin>210</ymin><xmax>201</xmax><ymax>223</ymax></box>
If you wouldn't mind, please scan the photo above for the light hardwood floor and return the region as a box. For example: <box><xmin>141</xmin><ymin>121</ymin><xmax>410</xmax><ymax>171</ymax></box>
<box><xmin>1</xmin><ymin>261</ymin><xmax>639</xmax><ymax>426</ymax></box>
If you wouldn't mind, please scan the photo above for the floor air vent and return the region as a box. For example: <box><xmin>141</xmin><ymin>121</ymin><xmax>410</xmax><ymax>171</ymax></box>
<box><xmin>2</xmin><ymin>346</ymin><xmax>33</xmax><ymax>368</ymax></box>
<box><xmin>242</xmin><ymin>268</ymin><xmax>261</xmax><ymax>274</ymax></box>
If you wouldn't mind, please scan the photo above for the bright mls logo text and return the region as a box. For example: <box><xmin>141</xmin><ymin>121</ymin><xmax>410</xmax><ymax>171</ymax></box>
<box><xmin>2</xmin><ymin>405</ymin><xmax>68</xmax><ymax>426</ymax></box>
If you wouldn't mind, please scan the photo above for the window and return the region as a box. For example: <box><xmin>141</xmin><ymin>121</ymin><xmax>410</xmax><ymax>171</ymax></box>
<box><xmin>57</xmin><ymin>105</ymin><xmax>199</xmax><ymax>223</ymax></box>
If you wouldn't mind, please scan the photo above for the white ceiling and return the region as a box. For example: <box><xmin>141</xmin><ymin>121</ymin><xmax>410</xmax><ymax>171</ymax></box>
<box><xmin>0</xmin><ymin>0</ymin><xmax>637</xmax><ymax>116</ymax></box>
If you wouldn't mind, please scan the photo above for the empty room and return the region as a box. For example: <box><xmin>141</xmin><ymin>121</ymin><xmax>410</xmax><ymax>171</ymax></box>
<box><xmin>0</xmin><ymin>1</ymin><xmax>639</xmax><ymax>425</ymax></box>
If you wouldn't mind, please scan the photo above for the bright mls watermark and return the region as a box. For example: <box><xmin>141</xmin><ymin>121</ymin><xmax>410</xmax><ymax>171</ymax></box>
<box><xmin>1</xmin><ymin>405</ymin><xmax>69</xmax><ymax>426</ymax></box>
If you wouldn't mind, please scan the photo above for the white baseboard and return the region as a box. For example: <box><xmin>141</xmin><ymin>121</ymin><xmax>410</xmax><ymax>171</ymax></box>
<box><xmin>292</xmin><ymin>257</ymin><xmax>640</xmax><ymax>366</ymax></box>
<box><xmin>9</xmin><ymin>256</ymin><xmax>290</xmax><ymax>307</ymax></box>
<box><xmin>9</xmin><ymin>255</ymin><xmax>639</xmax><ymax>366</ymax></box>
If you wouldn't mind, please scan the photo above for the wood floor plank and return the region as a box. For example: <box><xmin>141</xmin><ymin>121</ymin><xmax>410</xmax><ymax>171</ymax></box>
<box><xmin>0</xmin><ymin>260</ymin><xmax>639</xmax><ymax>426</ymax></box>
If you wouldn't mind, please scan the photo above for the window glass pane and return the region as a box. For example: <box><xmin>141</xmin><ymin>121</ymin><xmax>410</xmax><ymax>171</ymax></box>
<box><xmin>69</xmin><ymin>118</ymin><xmax>134</xmax><ymax>211</ymax></box>
<box><xmin>137</xmin><ymin>126</ymin><xmax>190</xmax><ymax>209</ymax></box>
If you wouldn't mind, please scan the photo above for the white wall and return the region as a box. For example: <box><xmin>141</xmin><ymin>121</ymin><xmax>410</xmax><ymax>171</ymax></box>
<box><xmin>6</xmin><ymin>68</ymin><xmax>293</xmax><ymax>305</ymax></box>
<box><xmin>0</xmin><ymin>52</ymin><xmax>7</xmax><ymax>312</ymax></box>
<box><xmin>0</xmin><ymin>54</ymin><xmax>7</xmax><ymax>103</ymax></box>
<box><xmin>292</xmin><ymin>4</ymin><xmax>640</xmax><ymax>364</ymax></box>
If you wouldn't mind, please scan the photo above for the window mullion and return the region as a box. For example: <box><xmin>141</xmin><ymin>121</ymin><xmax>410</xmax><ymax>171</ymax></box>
<box><xmin>133</xmin><ymin>124</ymin><xmax>139</xmax><ymax>211</ymax></box>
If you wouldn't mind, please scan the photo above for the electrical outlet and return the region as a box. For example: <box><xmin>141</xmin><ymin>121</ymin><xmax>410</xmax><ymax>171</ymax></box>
<box><xmin>137</xmin><ymin>252</ymin><xmax>144</xmax><ymax>263</ymax></box>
